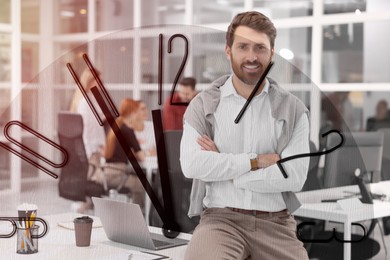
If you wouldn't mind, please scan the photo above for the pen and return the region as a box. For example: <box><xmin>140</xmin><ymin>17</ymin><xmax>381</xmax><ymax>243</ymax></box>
<box><xmin>140</xmin><ymin>251</ymin><xmax>170</xmax><ymax>259</ymax></box>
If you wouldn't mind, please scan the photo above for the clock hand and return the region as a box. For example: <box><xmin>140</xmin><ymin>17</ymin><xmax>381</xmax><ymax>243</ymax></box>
<box><xmin>234</xmin><ymin>61</ymin><xmax>274</xmax><ymax>124</ymax></box>
<box><xmin>151</xmin><ymin>109</ymin><xmax>180</xmax><ymax>238</ymax></box>
<box><xmin>91</xmin><ymin>87</ymin><xmax>179</xmax><ymax>238</ymax></box>
<box><xmin>276</xmin><ymin>130</ymin><xmax>344</xmax><ymax>178</ymax></box>
<box><xmin>68</xmin><ymin>53</ymin><xmax>180</xmax><ymax>237</ymax></box>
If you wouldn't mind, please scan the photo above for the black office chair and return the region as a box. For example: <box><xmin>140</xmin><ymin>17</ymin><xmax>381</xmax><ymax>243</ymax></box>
<box><xmin>377</xmin><ymin>128</ymin><xmax>390</xmax><ymax>236</ymax></box>
<box><xmin>57</xmin><ymin>111</ymin><xmax>105</xmax><ymax>201</ymax></box>
<box><xmin>306</xmin><ymin>132</ymin><xmax>384</xmax><ymax>260</ymax></box>
<box><xmin>149</xmin><ymin>130</ymin><xmax>199</xmax><ymax>233</ymax></box>
<box><xmin>57</xmin><ymin>111</ymin><xmax>131</xmax><ymax>203</ymax></box>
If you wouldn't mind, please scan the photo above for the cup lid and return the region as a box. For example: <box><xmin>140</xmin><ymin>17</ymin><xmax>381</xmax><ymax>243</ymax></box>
<box><xmin>73</xmin><ymin>216</ymin><xmax>93</xmax><ymax>224</ymax></box>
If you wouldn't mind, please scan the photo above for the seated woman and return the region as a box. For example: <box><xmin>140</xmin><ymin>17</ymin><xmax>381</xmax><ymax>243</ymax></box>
<box><xmin>92</xmin><ymin>98</ymin><xmax>146</xmax><ymax>209</ymax></box>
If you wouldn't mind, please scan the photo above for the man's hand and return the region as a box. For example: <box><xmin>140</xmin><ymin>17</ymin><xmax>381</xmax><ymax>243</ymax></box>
<box><xmin>257</xmin><ymin>154</ymin><xmax>280</xmax><ymax>168</ymax></box>
<box><xmin>197</xmin><ymin>135</ymin><xmax>219</xmax><ymax>152</ymax></box>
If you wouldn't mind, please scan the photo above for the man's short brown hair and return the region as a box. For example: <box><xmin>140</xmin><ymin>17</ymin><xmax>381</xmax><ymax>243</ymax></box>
<box><xmin>180</xmin><ymin>77</ymin><xmax>196</xmax><ymax>90</ymax></box>
<box><xmin>226</xmin><ymin>11</ymin><xmax>277</xmax><ymax>49</ymax></box>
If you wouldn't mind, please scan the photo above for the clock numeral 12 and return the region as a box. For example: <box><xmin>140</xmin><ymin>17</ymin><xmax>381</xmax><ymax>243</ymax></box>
<box><xmin>158</xmin><ymin>33</ymin><xmax>189</xmax><ymax>106</ymax></box>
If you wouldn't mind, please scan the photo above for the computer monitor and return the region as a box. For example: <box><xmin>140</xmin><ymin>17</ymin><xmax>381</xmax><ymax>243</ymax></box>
<box><xmin>322</xmin><ymin>132</ymin><xmax>384</xmax><ymax>189</ymax></box>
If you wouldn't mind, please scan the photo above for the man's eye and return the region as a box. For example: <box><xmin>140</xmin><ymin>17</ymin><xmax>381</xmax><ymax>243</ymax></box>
<box><xmin>238</xmin><ymin>45</ymin><xmax>246</xmax><ymax>50</ymax></box>
<box><xmin>256</xmin><ymin>46</ymin><xmax>266</xmax><ymax>52</ymax></box>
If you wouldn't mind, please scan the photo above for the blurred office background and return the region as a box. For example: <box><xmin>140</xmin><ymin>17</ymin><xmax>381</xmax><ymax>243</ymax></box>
<box><xmin>0</xmin><ymin>0</ymin><xmax>390</xmax><ymax>210</ymax></box>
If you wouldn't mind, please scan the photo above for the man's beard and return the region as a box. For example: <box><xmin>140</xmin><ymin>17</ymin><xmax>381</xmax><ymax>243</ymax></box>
<box><xmin>230</xmin><ymin>55</ymin><xmax>268</xmax><ymax>86</ymax></box>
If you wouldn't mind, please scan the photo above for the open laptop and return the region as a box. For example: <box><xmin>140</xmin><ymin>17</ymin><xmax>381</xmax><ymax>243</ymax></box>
<box><xmin>92</xmin><ymin>197</ymin><xmax>188</xmax><ymax>250</ymax></box>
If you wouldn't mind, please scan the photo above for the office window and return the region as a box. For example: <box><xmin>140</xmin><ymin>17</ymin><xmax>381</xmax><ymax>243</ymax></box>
<box><xmin>275</xmin><ymin>27</ymin><xmax>312</xmax><ymax>83</ymax></box>
<box><xmin>54</xmin><ymin>89</ymin><xmax>76</xmax><ymax>115</ymax></box>
<box><xmin>21</xmin><ymin>89</ymin><xmax>38</xmax><ymax>129</ymax></box>
<box><xmin>0</xmin><ymin>145</ymin><xmax>10</xmax><ymax>188</ymax></box>
<box><xmin>22</xmin><ymin>42</ymin><xmax>39</xmax><ymax>83</ymax></box>
<box><xmin>141</xmin><ymin>0</ymin><xmax>159</xmax><ymax>27</ymax></box>
<box><xmin>0</xmin><ymin>88</ymin><xmax>10</xmax><ymax>127</ymax></box>
<box><xmin>321</xmin><ymin>91</ymin><xmax>363</xmax><ymax>133</ymax></box>
<box><xmin>0</xmin><ymin>33</ymin><xmax>11</xmax><ymax>82</ymax></box>
<box><xmin>192</xmin><ymin>32</ymin><xmax>230</xmax><ymax>84</ymax></box>
<box><xmin>322</xmin><ymin>0</ymin><xmax>388</xmax><ymax>15</ymax></box>
<box><xmin>322</xmin><ymin>22</ymin><xmax>362</xmax><ymax>83</ymax></box>
<box><xmin>54</xmin><ymin>0</ymin><xmax>88</xmax><ymax>34</ymax></box>
<box><xmin>0</xmin><ymin>0</ymin><xmax>10</xmax><ymax>24</ymax></box>
<box><xmin>54</xmin><ymin>42</ymin><xmax>87</xmax><ymax>84</ymax></box>
<box><xmin>94</xmin><ymin>37</ymin><xmax>134</xmax><ymax>84</ymax></box>
<box><xmin>141</xmin><ymin>37</ymin><xmax>158</xmax><ymax>84</ymax></box>
<box><xmin>254</xmin><ymin>0</ymin><xmax>313</xmax><ymax>19</ymax></box>
<box><xmin>154</xmin><ymin>0</ymin><xmax>195</xmax><ymax>24</ymax></box>
<box><xmin>21</xmin><ymin>0</ymin><xmax>40</xmax><ymax>34</ymax></box>
<box><xmin>322</xmin><ymin>20</ymin><xmax>390</xmax><ymax>83</ymax></box>
<box><xmin>194</xmin><ymin>0</ymin><xmax>244</xmax><ymax>24</ymax></box>
<box><xmin>0</xmin><ymin>87</ymin><xmax>10</xmax><ymax>189</ymax></box>
<box><xmin>96</xmin><ymin>0</ymin><xmax>133</xmax><ymax>31</ymax></box>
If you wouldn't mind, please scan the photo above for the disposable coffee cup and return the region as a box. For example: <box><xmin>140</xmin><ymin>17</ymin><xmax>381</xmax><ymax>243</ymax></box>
<box><xmin>74</xmin><ymin>216</ymin><xmax>93</xmax><ymax>247</ymax></box>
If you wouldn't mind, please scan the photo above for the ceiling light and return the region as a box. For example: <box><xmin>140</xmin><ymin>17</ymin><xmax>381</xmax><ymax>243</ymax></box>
<box><xmin>279</xmin><ymin>48</ymin><xmax>294</xmax><ymax>60</ymax></box>
<box><xmin>60</xmin><ymin>11</ymin><xmax>75</xmax><ymax>17</ymax></box>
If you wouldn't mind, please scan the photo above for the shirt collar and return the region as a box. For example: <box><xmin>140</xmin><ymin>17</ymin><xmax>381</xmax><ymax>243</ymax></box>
<box><xmin>221</xmin><ymin>75</ymin><xmax>270</xmax><ymax>98</ymax></box>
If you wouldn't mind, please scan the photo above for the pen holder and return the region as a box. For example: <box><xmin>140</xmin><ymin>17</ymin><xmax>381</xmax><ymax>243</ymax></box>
<box><xmin>16</xmin><ymin>225</ymin><xmax>39</xmax><ymax>254</ymax></box>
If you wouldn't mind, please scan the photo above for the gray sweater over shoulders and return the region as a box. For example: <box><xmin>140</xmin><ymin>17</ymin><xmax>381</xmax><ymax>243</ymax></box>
<box><xmin>183</xmin><ymin>75</ymin><xmax>309</xmax><ymax>217</ymax></box>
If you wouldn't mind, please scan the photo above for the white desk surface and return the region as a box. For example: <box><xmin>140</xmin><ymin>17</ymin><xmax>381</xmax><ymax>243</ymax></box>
<box><xmin>0</xmin><ymin>212</ymin><xmax>191</xmax><ymax>260</ymax></box>
<box><xmin>295</xmin><ymin>180</ymin><xmax>390</xmax><ymax>223</ymax></box>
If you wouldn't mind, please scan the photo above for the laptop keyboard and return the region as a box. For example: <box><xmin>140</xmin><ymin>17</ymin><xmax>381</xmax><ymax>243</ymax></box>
<box><xmin>152</xmin><ymin>239</ymin><xmax>173</xmax><ymax>248</ymax></box>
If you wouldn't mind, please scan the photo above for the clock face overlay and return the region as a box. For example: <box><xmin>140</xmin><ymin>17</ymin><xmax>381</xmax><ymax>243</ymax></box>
<box><xmin>0</xmin><ymin>25</ymin><xmax>378</xmax><ymax>254</ymax></box>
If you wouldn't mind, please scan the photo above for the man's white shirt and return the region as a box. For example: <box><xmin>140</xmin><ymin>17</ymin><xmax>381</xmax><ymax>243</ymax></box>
<box><xmin>180</xmin><ymin>76</ymin><xmax>309</xmax><ymax>211</ymax></box>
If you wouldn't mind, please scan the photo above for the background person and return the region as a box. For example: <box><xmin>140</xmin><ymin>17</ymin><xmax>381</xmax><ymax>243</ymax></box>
<box><xmin>162</xmin><ymin>77</ymin><xmax>197</xmax><ymax>130</ymax></box>
<box><xmin>94</xmin><ymin>99</ymin><xmax>146</xmax><ymax>209</ymax></box>
<box><xmin>366</xmin><ymin>99</ymin><xmax>390</xmax><ymax>131</ymax></box>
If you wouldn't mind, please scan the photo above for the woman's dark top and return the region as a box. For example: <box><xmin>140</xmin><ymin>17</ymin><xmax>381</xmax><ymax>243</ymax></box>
<box><xmin>106</xmin><ymin>124</ymin><xmax>141</xmax><ymax>163</ymax></box>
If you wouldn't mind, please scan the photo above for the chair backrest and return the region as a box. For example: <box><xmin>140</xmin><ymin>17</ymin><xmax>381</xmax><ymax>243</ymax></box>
<box><xmin>378</xmin><ymin>128</ymin><xmax>390</xmax><ymax>160</ymax></box>
<box><xmin>323</xmin><ymin>132</ymin><xmax>384</xmax><ymax>188</ymax></box>
<box><xmin>301</xmin><ymin>140</ymin><xmax>321</xmax><ymax>191</ymax></box>
<box><xmin>57</xmin><ymin>111</ymin><xmax>89</xmax><ymax>201</ymax></box>
<box><xmin>149</xmin><ymin>130</ymin><xmax>199</xmax><ymax>233</ymax></box>
<box><xmin>377</xmin><ymin>128</ymin><xmax>390</xmax><ymax>181</ymax></box>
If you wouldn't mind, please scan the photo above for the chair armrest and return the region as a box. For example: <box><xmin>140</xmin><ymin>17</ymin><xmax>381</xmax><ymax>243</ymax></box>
<box><xmin>89</xmin><ymin>162</ymin><xmax>108</xmax><ymax>192</ymax></box>
<box><xmin>101</xmin><ymin>164</ymin><xmax>131</xmax><ymax>175</ymax></box>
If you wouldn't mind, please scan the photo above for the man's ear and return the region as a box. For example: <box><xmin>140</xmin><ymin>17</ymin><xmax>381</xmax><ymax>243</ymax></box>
<box><xmin>270</xmin><ymin>48</ymin><xmax>275</xmax><ymax>61</ymax></box>
<box><xmin>225</xmin><ymin>45</ymin><xmax>231</xmax><ymax>60</ymax></box>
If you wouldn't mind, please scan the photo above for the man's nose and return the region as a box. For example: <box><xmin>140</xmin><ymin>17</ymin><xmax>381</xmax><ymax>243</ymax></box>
<box><xmin>247</xmin><ymin>55</ymin><xmax>258</xmax><ymax>63</ymax></box>
<box><xmin>246</xmin><ymin>49</ymin><xmax>258</xmax><ymax>62</ymax></box>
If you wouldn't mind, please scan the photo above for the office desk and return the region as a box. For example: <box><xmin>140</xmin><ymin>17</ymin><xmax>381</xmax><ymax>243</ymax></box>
<box><xmin>140</xmin><ymin>156</ymin><xmax>158</xmax><ymax>225</ymax></box>
<box><xmin>0</xmin><ymin>212</ymin><xmax>190</xmax><ymax>259</ymax></box>
<box><xmin>295</xmin><ymin>180</ymin><xmax>390</xmax><ymax>260</ymax></box>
